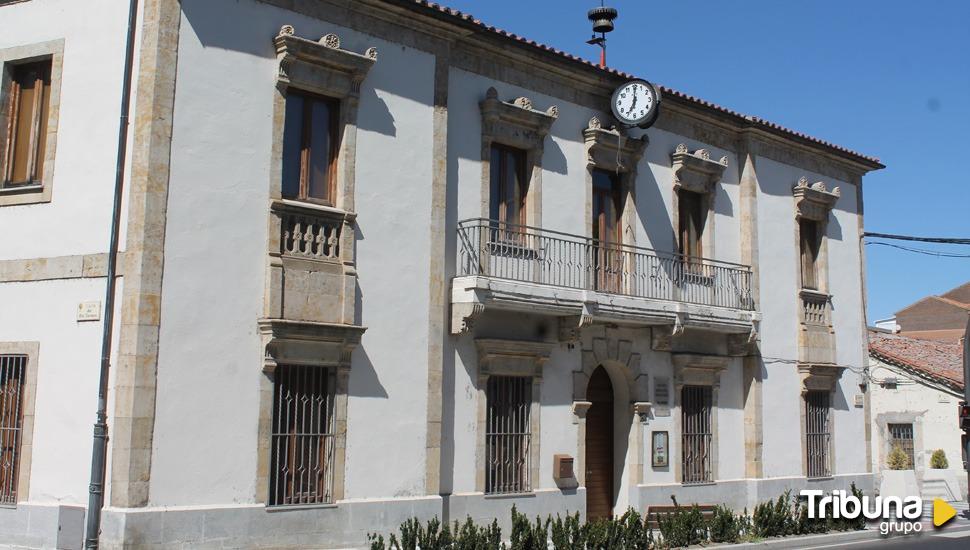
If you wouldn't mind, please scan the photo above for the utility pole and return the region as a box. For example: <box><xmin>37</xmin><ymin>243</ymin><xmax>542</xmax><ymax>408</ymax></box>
<box><xmin>963</xmin><ymin>313</ymin><xmax>969</xmax><ymax>507</ymax></box>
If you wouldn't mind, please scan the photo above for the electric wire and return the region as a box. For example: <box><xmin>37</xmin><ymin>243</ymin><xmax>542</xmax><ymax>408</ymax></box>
<box><xmin>864</xmin><ymin>241</ymin><xmax>970</xmax><ymax>258</ymax></box>
<box><xmin>863</xmin><ymin>232</ymin><xmax>970</xmax><ymax>245</ymax></box>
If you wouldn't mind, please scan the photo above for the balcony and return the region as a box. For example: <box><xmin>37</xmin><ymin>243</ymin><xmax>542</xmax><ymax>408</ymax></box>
<box><xmin>451</xmin><ymin>219</ymin><xmax>759</xmax><ymax>336</ymax></box>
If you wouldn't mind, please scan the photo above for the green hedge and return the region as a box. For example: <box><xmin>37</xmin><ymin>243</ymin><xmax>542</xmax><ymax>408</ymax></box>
<box><xmin>369</xmin><ymin>485</ymin><xmax>866</xmax><ymax>549</ymax></box>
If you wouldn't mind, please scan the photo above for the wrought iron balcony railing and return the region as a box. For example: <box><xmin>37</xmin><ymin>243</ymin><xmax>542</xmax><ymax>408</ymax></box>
<box><xmin>457</xmin><ymin>218</ymin><xmax>754</xmax><ymax>311</ymax></box>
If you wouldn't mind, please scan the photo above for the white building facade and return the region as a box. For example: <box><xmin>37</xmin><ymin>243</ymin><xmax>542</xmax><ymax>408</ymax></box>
<box><xmin>0</xmin><ymin>1</ymin><xmax>883</xmax><ymax>548</ymax></box>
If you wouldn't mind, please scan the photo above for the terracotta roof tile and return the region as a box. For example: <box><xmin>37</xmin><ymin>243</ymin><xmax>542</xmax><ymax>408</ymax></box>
<box><xmin>868</xmin><ymin>330</ymin><xmax>964</xmax><ymax>390</ymax></box>
<box><xmin>405</xmin><ymin>1</ymin><xmax>883</xmax><ymax>168</ymax></box>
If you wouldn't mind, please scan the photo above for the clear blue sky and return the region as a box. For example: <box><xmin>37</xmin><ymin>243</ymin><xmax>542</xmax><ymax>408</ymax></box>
<box><xmin>439</xmin><ymin>0</ymin><xmax>970</xmax><ymax>322</ymax></box>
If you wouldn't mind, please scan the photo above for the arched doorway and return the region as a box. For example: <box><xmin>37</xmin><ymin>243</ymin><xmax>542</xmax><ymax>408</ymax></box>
<box><xmin>585</xmin><ymin>365</ymin><xmax>614</xmax><ymax>520</ymax></box>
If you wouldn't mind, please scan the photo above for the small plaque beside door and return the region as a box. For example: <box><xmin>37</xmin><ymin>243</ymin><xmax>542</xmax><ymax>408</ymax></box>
<box><xmin>651</xmin><ymin>431</ymin><xmax>669</xmax><ymax>468</ymax></box>
<box><xmin>553</xmin><ymin>454</ymin><xmax>574</xmax><ymax>481</ymax></box>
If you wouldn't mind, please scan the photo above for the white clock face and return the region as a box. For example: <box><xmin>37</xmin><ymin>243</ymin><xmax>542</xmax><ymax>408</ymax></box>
<box><xmin>614</xmin><ymin>81</ymin><xmax>655</xmax><ymax>124</ymax></box>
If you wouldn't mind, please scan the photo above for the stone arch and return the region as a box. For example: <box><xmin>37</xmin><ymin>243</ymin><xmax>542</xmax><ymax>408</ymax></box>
<box><xmin>572</xmin><ymin>334</ymin><xmax>646</xmax><ymax>403</ymax></box>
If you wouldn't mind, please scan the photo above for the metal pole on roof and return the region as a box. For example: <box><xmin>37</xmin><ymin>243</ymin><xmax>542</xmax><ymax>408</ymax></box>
<box><xmin>963</xmin><ymin>313</ymin><xmax>969</xmax><ymax>506</ymax></box>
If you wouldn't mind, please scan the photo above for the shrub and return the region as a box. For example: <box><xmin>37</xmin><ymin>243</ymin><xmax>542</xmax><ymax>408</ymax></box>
<box><xmin>708</xmin><ymin>504</ymin><xmax>742</xmax><ymax>543</ymax></box>
<box><xmin>753</xmin><ymin>491</ymin><xmax>796</xmax><ymax>538</ymax></box>
<box><xmin>549</xmin><ymin>512</ymin><xmax>585</xmax><ymax>550</ymax></box>
<box><xmin>930</xmin><ymin>449</ymin><xmax>949</xmax><ymax>469</ymax></box>
<box><xmin>886</xmin><ymin>444</ymin><xmax>911</xmax><ymax>470</ymax></box>
<box><xmin>509</xmin><ymin>506</ymin><xmax>548</xmax><ymax>550</ymax></box>
<box><xmin>657</xmin><ymin>505</ymin><xmax>705</xmax><ymax>548</ymax></box>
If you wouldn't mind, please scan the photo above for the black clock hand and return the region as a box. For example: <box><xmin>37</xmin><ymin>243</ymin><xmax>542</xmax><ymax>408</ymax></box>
<box><xmin>630</xmin><ymin>90</ymin><xmax>638</xmax><ymax>113</ymax></box>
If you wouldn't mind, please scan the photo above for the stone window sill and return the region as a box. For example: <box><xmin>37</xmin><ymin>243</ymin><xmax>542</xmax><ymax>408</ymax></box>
<box><xmin>0</xmin><ymin>183</ymin><xmax>49</xmax><ymax>206</ymax></box>
<box><xmin>484</xmin><ymin>491</ymin><xmax>536</xmax><ymax>499</ymax></box>
<box><xmin>265</xmin><ymin>502</ymin><xmax>338</xmax><ymax>512</ymax></box>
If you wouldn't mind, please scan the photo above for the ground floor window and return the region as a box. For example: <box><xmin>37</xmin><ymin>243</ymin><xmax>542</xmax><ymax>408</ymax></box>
<box><xmin>681</xmin><ymin>385</ymin><xmax>712</xmax><ymax>484</ymax></box>
<box><xmin>888</xmin><ymin>423</ymin><xmax>915</xmax><ymax>469</ymax></box>
<box><xmin>805</xmin><ymin>390</ymin><xmax>832</xmax><ymax>478</ymax></box>
<box><xmin>485</xmin><ymin>375</ymin><xmax>532</xmax><ymax>494</ymax></box>
<box><xmin>0</xmin><ymin>355</ymin><xmax>27</xmax><ymax>505</ymax></box>
<box><xmin>269</xmin><ymin>365</ymin><xmax>335</xmax><ymax>506</ymax></box>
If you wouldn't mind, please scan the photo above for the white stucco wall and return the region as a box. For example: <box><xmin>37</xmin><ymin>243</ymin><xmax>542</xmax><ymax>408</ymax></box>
<box><xmin>869</xmin><ymin>357</ymin><xmax>964</xmax><ymax>475</ymax></box>
<box><xmin>0</xmin><ymin>278</ymin><xmax>120</xmax><ymax>505</ymax></box>
<box><xmin>0</xmin><ymin>0</ymin><xmax>133</xmax><ymax>260</ymax></box>
<box><xmin>150</xmin><ymin>0</ymin><xmax>436</xmax><ymax>505</ymax></box>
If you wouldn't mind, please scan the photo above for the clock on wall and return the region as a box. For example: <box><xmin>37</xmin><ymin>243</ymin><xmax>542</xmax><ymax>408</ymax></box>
<box><xmin>610</xmin><ymin>79</ymin><xmax>661</xmax><ymax>129</ymax></box>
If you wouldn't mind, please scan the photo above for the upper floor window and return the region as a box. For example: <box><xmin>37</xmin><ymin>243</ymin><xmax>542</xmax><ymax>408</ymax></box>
<box><xmin>678</xmin><ymin>189</ymin><xmax>705</xmax><ymax>259</ymax></box>
<box><xmin>0</xmin><ymin>354</ymin><xmax>27</xmax><ymax>505</ymax></box>
<box><xmin>3</xmin><ymin>60</ymin><xmax>50</xmax><ymax>189</ymax></box>
<box><xmin>489</xmin><ymin>144</ymin><xmax>527</xmax><ymax>227</ymax></box>
<box><xmin>281</xmin><ymin>91</ymin><xmax>339</xmax><ymax>206</ymax></box>
<box><xmin>485</xmin><ymin>375</ymin><xmax>532</xmax><ymax>494</ymax></box>
<box><xmin>799</xmin><ymin>219</ymin><xmax>821</xmax><ymax>290</ymax></box>
<box><xmin>269</xmin><ymin>364</ymin><xmax>335</xmax><ymax>506</ymax></box>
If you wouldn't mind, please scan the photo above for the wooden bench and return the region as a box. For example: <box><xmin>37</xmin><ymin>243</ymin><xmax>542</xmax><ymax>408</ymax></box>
<box><xmin>645</xmin><ymin>504</ymin><xmax>718</xmax><ymax>529</ymax></box>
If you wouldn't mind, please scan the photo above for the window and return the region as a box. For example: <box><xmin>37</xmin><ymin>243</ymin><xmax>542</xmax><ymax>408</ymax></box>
<box><xmin>799</xmin><ymin>219</ymin><xmax>821</xmax><ymax>290</ymax></box>
<box><xmin>592</xmin><ymin>169</ymin><xmax>624</xmax><ymax>292</ymax></box>
<box><xmin>678</xmin><ymin>189</ymin><xmax>705</xmax><ymax>259</ymax></box>
<box><xmin>888</xmin><ymin>423</ymin><xmax>914</xmax><ymax>469</ymax></box>
<box><xmin>269</xmin><ymin>365</ymin><xmax>335</xmax><ymax>506</ymax></box>
<box><xmin>485</xmin><ymin>375</ymin><xmax>532</xmax><ymax>494</ymax></box>
<box><xmin>805</xmin><ymin>390</ymin><xmax>831</xmax><ymax>478</ymax></box>
<box><xmin>489</xmin><ymin>144</ymin><xmax>527</xmax><ymax>227</ymax></box>
<box><xmin>281</xmin><ymin>91</ymin><xmax>339</xmax><ymax>205</ymax></box>
<box><xmin>0</xmin><ymin>355</ymin><xmax>27</xmax><ymax>505</ymax></box>
<box><xmin>681</xmin><ymin>385</ymin><xmax>712</xmax><ymax>484</ymax></box>
<box><xmin>3</xmin><ymin>60</ymin><xmax>51</xmax><ymax>189</ymax></box>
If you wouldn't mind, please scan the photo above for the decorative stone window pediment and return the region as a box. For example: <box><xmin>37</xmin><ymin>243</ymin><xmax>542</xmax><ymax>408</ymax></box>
<box><xmin>671</xmin><ymin>144</ymin><xmax>729</xmax><ymax>195</ymax></box>
<box><xmin>793</xmin><ymin>177</ymin><xmax>840</xmax><ymax>221</ymax></box>
<box><xmin>475</xmin><ymin>338</ymin><xmax>553</xmax><ymax>378</ymax></box>
<box><xmin>584</xmin><ymin>117</ymin><xmax>648</xmax><ymax>173</ymax></box>
<box><xmin>798</xmin><ymin>363</ymin><xmax>845</xmax><ymax>393</ymax></box>
<box><xmin>480</xmin><ymin>87</ymin><xmax>558</xmax><ymax>151</ymax></box>
<box><xmin>672</xmin><ymin>353</ymin><xmax>730</xmax><ymax>387</ymax></box>
<box><xmin>258</xmin><ymin>318</ymin><xmax>365</xmax><ymax>372</ymax></box>
<box><xmin>274</xmin><ymin>26</ymin><xmax>377</xmax><ymax>98</ymax></box>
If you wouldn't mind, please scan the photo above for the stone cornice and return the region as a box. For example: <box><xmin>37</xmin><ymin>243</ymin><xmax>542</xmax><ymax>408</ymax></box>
<box><xmin>583</xmin><ymin>117</ymin><xmax>649</xmax><ymax>173</ymax></box>
<box><xmin>274</xmin><ymin>25</ymin><xmax>377</xmax><ymax>97</ymax></box>
<box><xmin>257</xmin><ymin>0</ymin><xmax>883</xmax><ymax>178</ymax></box>
<box><xmin>671</xmin><ymin>143</ymin><xmax>729</xmax><ymax>195</ymax></box>
<box><xmin>475</xmin><ymin>338</ymin><xmax>554</xmax><ymax>377</ymax></box>
<box><xmin>797</xmin><ymin>362</ymin><xmax>845</xmax><ymax>392</ymax></box>
<box><xmin>480</xmin><ymin>87</ymin><xmax>558</xmax><ymax>150</ymax></box>
<box><xmin>793</xmin><ymin>177</ymin><xmax>840</xmax><ymax>221</ymax></box>
<box><xmin>258</xmin><ymin>318</ymin><xmax>366</xmax><ymax>371</ymax></box>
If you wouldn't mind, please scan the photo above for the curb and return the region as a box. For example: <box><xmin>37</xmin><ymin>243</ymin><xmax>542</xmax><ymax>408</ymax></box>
<box><xmin>719</xmin><ymin>528</ymin><xmax>879</xmax><ymax>549</ymax></box>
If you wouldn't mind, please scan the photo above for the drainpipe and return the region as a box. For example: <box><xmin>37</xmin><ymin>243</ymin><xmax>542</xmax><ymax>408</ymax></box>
<box><xmin>84</xmin><ymin>0</ymin><xmax>140</xmax><ymax>547</ymax></box>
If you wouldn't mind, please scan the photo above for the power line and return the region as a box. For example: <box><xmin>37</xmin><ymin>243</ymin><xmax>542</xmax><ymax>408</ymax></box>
<box><xmin>865</xmin><ymin>241</ymin><xmax>970</xmax><ymax>258</ymax></box>
<box><xmin>863</xmin><ymin>232</ymin><xmax>970</xmax><ymax>245</ymax></box>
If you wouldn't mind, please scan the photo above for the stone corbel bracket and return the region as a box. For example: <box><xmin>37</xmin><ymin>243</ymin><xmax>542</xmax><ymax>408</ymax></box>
<box><xmin>670</xmin><ymin>143</ymin><xmax>729</xmax><ymax>195</ymax></box>
<box><xmin>480</xmin><ymin>87</ymin><xmax>558</xmax><ymax>150</ymax></box>
<box><xmin>584</xmin><ymin>117</ymin><xmax>649</xmax><ymax>172</ymax></box>
<box><xmin>557</xmin><ymin>301</ymin><xmax>597</xmax><ymax>344</ymax></box>
<box><xmin>634</xmin><ymin>401</ymin><xmax>653</xmax><ymax>424</ymax></box>
<box><xmin>797</xmin><ymin>362</ymin><xmax>845</xmax><ymax>393</ymax></box>
<box><xmin>571</xmin><ymin>400</ymin><xmax>592</xmax><ymax>425</ymax></box>
<box><xmin>793</xmin><ymin>177</ymin><xmax>840</xmax><ymax>221</ymax></box>
<box><xmin>727</xmin><ymin>314</ymin><xmax>761</xmax><ymax>356</ymax></box>
<box><xmin>451</xmin><ymin>301</ymin><xmax>485</xmax><ymax>335</ymax></box>
<box><xmin>258</xmin><ymin>318</ymin><xmax>366</xmax><ymax>372</ymax></box>
<box><xmin>274</xmin><ymin>25</ymin><xmax>377</xmax><ymax>96</ymax></box>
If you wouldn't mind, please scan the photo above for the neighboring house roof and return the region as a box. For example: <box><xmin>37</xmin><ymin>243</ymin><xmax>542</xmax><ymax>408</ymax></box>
<box><xmin>390</xmin><ymin>0</ymin><xmax>884</xmax><ymax>169</ymax></box>
<box><xmin>898</xmin><ymin>329</ymin><xmax>968</xmax><ymax>343</ymax></box>
<box><xmin>868</xmin><ymin>329</ymin><xmax>964</xmax><ymax>391</ymax></box>
<box><xmin>942</xmin><ymin>281</ymin><xmax>970</xmax><ymax>304</ymax></box>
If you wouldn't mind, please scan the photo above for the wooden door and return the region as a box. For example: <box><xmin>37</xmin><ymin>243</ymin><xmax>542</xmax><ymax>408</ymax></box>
<box><xmin>591</xmin><ymin>170</ymin><xmax>623</xmax><ymax>293</ymax></box>
<box><xmin>585</xmin><ymin>366</ymin><xmax>614</xmax><ymax>520</ymax></box>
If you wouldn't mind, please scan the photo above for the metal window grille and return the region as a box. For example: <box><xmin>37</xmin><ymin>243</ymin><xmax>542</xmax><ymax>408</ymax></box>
<box><xmin>269</xmin><ymin>365</ymin><xmax>335</xmax><ymax>506</ymax></box>
<box><xmin>0</xmin><ymin>355</ymin><xmax>27</xmax><ymax>505</ymax></box>
<box><xmin>888</xmin><ymin>423</ymin><xmax>915</xmax><ymax>469</ymax></box>
<box><xmin>681</xmin><ymin>385</ymin><xmax>712</xmax><ymax>484</ymax></box>
<box><xmin>805</xmin><ymin>391</ymin><xmax>832</xmax><ymax>478</ymax></box>
<box><xmin>485</xmin><ymin>376</ymin><xmax>532</xmax><ymax>494</ymax></box>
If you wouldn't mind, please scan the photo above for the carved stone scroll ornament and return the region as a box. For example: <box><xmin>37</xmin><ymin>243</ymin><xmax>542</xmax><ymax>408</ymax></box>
<box><xmin>451</xmin><ymin>302</ymin><xmax>485</xmax><ymax>334</ymax></box>
<box><xmin>793</xmin><ymin>177</ymin><xmax>840</xmax><ymax>221</ymax></box>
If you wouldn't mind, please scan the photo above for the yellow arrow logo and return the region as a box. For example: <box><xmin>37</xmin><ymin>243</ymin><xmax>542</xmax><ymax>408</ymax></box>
<box><xmin>933</xmin><ymin>498</ymin><xmax>956</xmax><ymax>527</ymax></box>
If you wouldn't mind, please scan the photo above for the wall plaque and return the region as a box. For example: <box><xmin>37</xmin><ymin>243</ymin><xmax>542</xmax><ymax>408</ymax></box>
<box><xmin>652</xmin><ymin>431</ymin><xmax>669</xmax><ymax>468</ymax></box>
